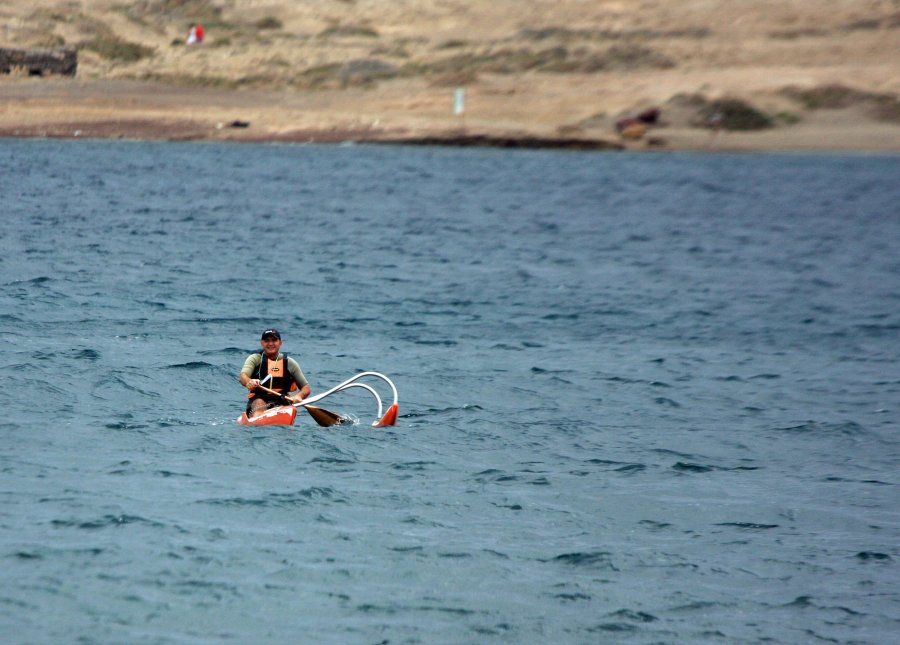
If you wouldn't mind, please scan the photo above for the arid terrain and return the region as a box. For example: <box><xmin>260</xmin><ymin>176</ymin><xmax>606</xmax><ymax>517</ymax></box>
<box><xmin>1</xmin><ymin>0</ymin><xmax>899</xmax><ymax>150</ymax></box>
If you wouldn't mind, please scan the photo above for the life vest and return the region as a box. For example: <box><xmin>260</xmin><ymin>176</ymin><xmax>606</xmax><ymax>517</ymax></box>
<box><xmin>249</xmin><ymin>351</ymin><xmax>297</xmax><ymax>398</ymax></box>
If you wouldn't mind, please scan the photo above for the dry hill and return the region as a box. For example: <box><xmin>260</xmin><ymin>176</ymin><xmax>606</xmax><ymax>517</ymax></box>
<box><xmin>1</xmin><ymin>0</ymin><xmax>899</xmax><ymax>150</ymax></box>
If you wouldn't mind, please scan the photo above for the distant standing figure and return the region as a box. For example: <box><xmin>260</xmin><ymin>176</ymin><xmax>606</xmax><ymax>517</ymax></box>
<box><xmin>186</xmin><ymin>23</ymin><xmax>205</xmax><ymax>45</ymax></box>
<box><xmin>706</xmin><ymin>111</ymin><xmax>723</xmax><ymax>146</ymax></box>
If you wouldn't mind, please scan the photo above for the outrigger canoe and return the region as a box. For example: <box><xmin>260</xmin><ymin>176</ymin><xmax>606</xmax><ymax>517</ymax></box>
<box><xmin>236</xmin><ymin>371</ymin><xmax>399</xmax><ymax>428</ymax></box>
<box><xmin>237</xmin><ymin>405</ymin><xmax>297</xmax><ymax>427</ymax></box>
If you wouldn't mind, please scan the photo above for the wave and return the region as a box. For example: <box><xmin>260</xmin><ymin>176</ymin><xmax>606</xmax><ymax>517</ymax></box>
<box><xmin>199</xmin><ymin>486</ymin><xmax>345</xmax><ymax>507</ymax></box>
<box><xmin>551</xmin><ymin>551</ymin><xmax>618</xmax><ymax>570</ymax></box>
<box><xmin>602</xmin><ymin>375</ymin><xmax>672</xmax><ymax>387</ymax></box>
<box><xmin>404</xmin><ymin>404</ymin><xmax>481</xmax><ymax>418</ymax></box>
<box><xmin>553</xmin><ymin>591</ymin><xmax>592</xmax><ymax>601</ymax></box>
<box><xmin>164</xmin><ymin>361</ymin><xmax>217</xmax><ymax>370</ymax></box>
<box><xmin>64</xmin><ymin>348</ymin><xmax>101</xmax><ymax>361</ymax></box>
<box><xmin>775</xmin><ymin>421</ymin><xmax>870</xmax><ymax>438</ymax></box>
<box><xmin>391</xmin><ymin>461</ymin><xmax>437</xmax><ymax>471</ymax></box>
<box><xmin>654</xmin><ymin>396</ymin><xmax>681</xmax><ymax>407</ymax></box>
<box><xmin>307</xmin><ymin>456</ymin><xmax>357</xmax><ymax>466</ymax></box>
<box><xmin>673</xmin><ymin>462</ymin><xmax>760</xmax><ymax>473</ymax></box>
<box><xmin>50</xmin><ymin>514</ymin><xmax>165</xmax><ymax>530</ymax></box>
<box><xmin>471</xmin><ymin>469</ymin><xmax>550</xmax><ymax>486</ymax></box>
<box><xmin>6</xmin><ymin>276</ymin><xmax>53</xmax><ymax>286</ymax></box>
<box><xmin>583</xmin><ymin>459</ymin><xmax>647</xmax><ymax>474</ymax></box>
<box><xmin>611</xmin><ymin>609</ymin><xmax>656</xmax><ymax>623</ymax></box>
<box><xmin>672</xmin><ymin>461</ymin><xmax>716</xmax><ymax>473</ymax></box>
<box><xmin>714</xmin><ymin>522</ymin><xmax>780</xmax><ymax>530</ymax></box>
<box><xmin>201</xmin><ymin>346</ymin><xmax>254</xmax><ymax>357</ymax></box>
<box><xmin>12</xmin><ymin>546</ymin><xmax>105</xmax><ymax>561</ymax></box>
<box><xmin>105</xmin><ymin>420</ymin><xmax>151</xmax><ymax>430</ymax></box>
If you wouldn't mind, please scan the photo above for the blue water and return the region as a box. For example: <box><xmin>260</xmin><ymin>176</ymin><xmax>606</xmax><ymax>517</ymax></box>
<box><xmin>1</xmin><ymin>139</ymin><xmax>898</xmax><ymax>644</ymax></box>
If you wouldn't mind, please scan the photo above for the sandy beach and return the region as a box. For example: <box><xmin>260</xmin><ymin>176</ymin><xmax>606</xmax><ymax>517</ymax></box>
<box><xmin>1</xmin><ymin>0</ymin><xmax>898</xmax><ymax>151</ymax></box>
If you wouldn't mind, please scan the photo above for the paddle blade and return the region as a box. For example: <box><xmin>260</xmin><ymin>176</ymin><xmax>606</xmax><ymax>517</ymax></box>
<box><xmin>373</xmin><ymin>403</ymin><xmax>399</xmax><ymax>427</ymax></box>
<box><xmin>304</xmin><ymin>405</ymin><xmax>346</xmax><ymax>427</ymax></box>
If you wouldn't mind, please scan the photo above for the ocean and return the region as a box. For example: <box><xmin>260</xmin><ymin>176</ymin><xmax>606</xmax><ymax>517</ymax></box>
<box><xmin>1</xmin><ymin>139</ymin><xmax>898</xmax><ymax>644</ymax></box>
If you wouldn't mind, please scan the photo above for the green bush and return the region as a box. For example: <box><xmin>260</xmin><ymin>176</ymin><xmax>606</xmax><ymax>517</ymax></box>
<box><xmin>693</xmin><ymin>98</ymin><xmax>774</xmax><ymax>130</ymax></box>
<box><xmin>776</xmin><ymin>111</ymin><xmax>801</xmax><ymax>125</ymax></box>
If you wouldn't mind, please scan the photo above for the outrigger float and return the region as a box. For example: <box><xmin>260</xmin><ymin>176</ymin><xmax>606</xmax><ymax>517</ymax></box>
<box><xmin>236</xmin><ymin>371</ymin><xmax>399</xmax><ymax>428</ymax></box>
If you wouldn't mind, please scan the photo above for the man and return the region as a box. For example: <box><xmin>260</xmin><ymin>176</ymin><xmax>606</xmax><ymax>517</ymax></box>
<box><xmin>239</xmin><ymin>328</ymin><xmax>311</xmax><ymax>418</ymax></box>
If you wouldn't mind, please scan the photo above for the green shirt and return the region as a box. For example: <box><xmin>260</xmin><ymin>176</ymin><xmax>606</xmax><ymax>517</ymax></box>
<box><xmin>241</xmin><ymin>352</ymin><xmax>309</xmax><ymax>388</ymax></box>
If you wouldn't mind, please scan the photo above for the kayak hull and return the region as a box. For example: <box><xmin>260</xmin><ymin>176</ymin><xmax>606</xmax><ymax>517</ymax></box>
<box><xmin>236</xmin><ymin>405</ymin><xmax>297</xmax><ymax>426</ymax></box>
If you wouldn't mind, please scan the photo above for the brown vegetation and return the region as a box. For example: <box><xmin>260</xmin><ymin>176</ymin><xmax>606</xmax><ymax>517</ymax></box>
<box><xmin>0</xmin><ymin>0</ymin><xmax>898</xmax><ymax>150</ymax></box>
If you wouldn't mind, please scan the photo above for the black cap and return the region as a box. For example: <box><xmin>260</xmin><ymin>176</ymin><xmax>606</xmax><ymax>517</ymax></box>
<box><xmin>261</xmin><ymin>328</ymin><xmax>281</xmax><ymax>340</ymax></box>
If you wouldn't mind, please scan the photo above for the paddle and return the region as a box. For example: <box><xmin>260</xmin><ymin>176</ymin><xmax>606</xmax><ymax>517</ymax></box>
<box><xmin>250</xmin><ymin>383</ymin><xmax>346</xmax><ymax>427</ymax></box>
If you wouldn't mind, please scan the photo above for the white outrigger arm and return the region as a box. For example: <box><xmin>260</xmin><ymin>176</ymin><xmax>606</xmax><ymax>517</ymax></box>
<box><xmin>293</xmin><ymin>371</ymin><xmax>399</xmax><ymax>427</ymax></box>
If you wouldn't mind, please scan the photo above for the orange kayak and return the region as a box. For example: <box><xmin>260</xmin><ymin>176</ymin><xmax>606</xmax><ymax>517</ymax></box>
<box><xmin>236</xmin><ymin>405</ymin><xmax>298</xmax><ymax>427</ymax></box>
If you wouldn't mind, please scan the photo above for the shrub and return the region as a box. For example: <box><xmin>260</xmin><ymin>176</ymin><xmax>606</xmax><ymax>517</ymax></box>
<box><xmin>319</xmin><ymin>24</ymin><xmax>379</xmax><ymax>38</ymax></box>
<box><xmin>435</xmin><ymin>40</ymin><xmax>470</xmax><ymax>50</ymax></box>
<box><xmin>602</xmin><ymin>44</ymin><xmax>676</xmax><ymax>70</ymax></box>
<box><xmin>296</xmin><ymin>58</ymin><xmax>397</xmax><ymax>89</ymax></box>
<box><xmin>776</xmin><ymin>111</ymin><xmax>801</xmax><ymax>125</ymax></box>
<box><xmin>414</xmin><ymin>44</ymin><xmax>673</xmax><ymax>77</ymax></box>
<box><xmin>692</xmin><ymin>98</ymin><xmax>774</xmax><ymax>130</ymax></box>
<box><xmin>519</xmin><ymin>26</ymin><xmax>710</xmax><ymax>42</ymax></box>
<box><xmin>783</xmin><ymin>84</ymin><xmax>865</xmax><ymax>109</ymax></box>
<box><xmin>781</xmin><ymin>84</ymin><xmax>900</xmax><ymax>123</ymax></box>
<box><xmin>79</xmin><ymin>36</ymin><xmax>155</xmax><ymax>62</ymax></box>
<box><xmin>255</xmin><ymin>16</ymin><xmax>282</xmax><ymax>30</ymax></box>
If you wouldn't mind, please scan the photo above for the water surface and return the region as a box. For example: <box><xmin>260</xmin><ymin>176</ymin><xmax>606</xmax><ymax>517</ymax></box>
<box><xmin>1</xmin><ymin>140</ymin><xmax>898</xmax><ymax>643</ymax></box>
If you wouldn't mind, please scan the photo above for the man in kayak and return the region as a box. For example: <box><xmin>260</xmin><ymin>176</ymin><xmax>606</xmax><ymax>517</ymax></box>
<box><xmin>239</xmin><ymin>328</ymin><xmax>311</xmax><ymax>418</ymax></box>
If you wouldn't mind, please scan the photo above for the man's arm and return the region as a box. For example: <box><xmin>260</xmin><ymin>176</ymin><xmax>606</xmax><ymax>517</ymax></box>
<box><xmin>287</xmin><ymin>358</ymin><xmax>311</xmax><ymax>402</ymax></box>
<box><xmin>239</xmin><ymin>354</ymin><xmax>261</xmax><ymax>390</ymax></box>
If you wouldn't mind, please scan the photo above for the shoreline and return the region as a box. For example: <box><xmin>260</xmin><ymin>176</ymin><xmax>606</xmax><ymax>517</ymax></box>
<box><xmin>1</xmin><ymin>78</ymin><xmax>898</xmax><ymax>153</ymax></box>
<box><xmin>3</xmin><ymin>121</ymin><xmax>897</xmax><ymax>155</ymax></box>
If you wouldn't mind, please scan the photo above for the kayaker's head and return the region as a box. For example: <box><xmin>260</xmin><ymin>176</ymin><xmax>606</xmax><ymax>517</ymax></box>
<box><xmin>260</xmin><ymin>328</ymin><xmax>282</xmax><ymax>357</ymax></box>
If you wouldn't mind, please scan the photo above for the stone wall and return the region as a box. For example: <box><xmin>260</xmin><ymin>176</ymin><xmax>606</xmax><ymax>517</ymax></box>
<box><xmin>0</xmin><ymin>47</ymin><xmax>77</xmax><ymax>76</ymax></box>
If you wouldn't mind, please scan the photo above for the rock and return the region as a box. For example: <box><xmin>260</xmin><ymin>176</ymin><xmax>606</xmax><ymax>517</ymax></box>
<box><xmin>620</xmin><ymin>123</ymin><xmax>647</xmax><ymax>139</ymax></box>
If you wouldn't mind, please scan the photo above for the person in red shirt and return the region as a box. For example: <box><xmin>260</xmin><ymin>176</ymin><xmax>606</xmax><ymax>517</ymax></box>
<box><xmin>187</xmin><ymin>24</ymin><xmax>205</xmax><ymax>45</ymax></box>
